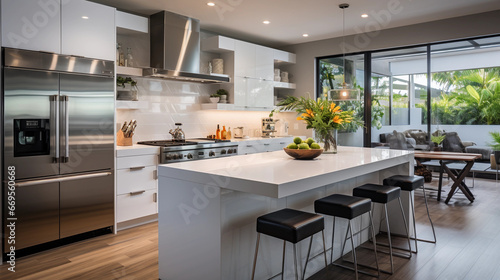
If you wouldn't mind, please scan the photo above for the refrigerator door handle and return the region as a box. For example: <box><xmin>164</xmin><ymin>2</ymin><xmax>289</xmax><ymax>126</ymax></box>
<box><xmin>14</xmin><ymin>172</ymin><xmax>112</xmax><ymax>188</ymax></box>
<box><xmin>50</xmin><ymin>95</ymin><xmax>60</xmax><ymax>163</ymax></box>
<box><xmin>61</xmin><ymin>95</ymin><xmax>70</xmax><ymax>163</ymax></box>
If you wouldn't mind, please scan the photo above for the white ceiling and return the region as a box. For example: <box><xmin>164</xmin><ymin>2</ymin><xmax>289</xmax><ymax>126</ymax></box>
<box><xmin>91</xmin><ymin>0</ymin><xmax>500</xmax><ymax>47</ymax></box>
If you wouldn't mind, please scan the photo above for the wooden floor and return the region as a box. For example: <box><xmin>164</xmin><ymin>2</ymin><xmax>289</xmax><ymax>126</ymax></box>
<box><xmin>1</xmin><ymin>177</ymin><xmax>500</xmax><ymax>280</ymax></box>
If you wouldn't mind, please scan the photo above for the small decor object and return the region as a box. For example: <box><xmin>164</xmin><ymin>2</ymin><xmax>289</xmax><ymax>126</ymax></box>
<box><xmin>431</xmin><ymin>134</ymin><xmax>446</xmax><ymax>151</ymax></box>
<box><xmin>116</xmin><ymin>76</ymin><xmax>138</xmax><ymax>101</ymax></box>
<box><xmin>274</xmin><ymin>69</ymin><xmax>281</xmax><ymax>82</ymax></box>
<box><xmin>117</xmin><ymin>120</ymin><xmax>137</xmax><ymax>146</ymax></box>
<box><xmin>209</xmin><ymin>93</ymin><xmax>220</xmax><ymax>103</ymax></box>
<box><xmin>271</xmin><ymin>95</ymin><xmax>363</xmax><ymax>154</ymax></box>
<box><xmin>283</xmin><ymin>137</ymin><xmax>323</xmax><ymax>160</ymax></box>
<box><xmin>216</xmin><ymin>89</ymin><xmax>228</xmax><ymax>103</ymax></box>
<box><xmin>212</xmin><ymin>58</ymin><xmax>224</xmax><ymax>74</ymax></box>
<box><xmin>280</xmin><ymin>71</ymin><xmax>289</xmax><ymax>83</ymax></box>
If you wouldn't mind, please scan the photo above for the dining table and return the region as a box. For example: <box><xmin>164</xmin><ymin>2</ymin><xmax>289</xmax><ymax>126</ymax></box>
<box><xmin>414</xmin><ymin>151</ymin><xmax>482</xmax><ymax>204</ymax></box>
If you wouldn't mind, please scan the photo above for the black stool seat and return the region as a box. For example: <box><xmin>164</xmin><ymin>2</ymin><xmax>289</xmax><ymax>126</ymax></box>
<box><xmin>384</xmin><ymin>175</ymin><xmax>424</xmax><ymax>191</ymax></box>
<box><xmin>353</xmin><ymin>184</ymin><xmax>401</xmax><ymax>204</ymax></box>
<box><xmin>256</xmin><ymin>208</ymin><xmax>324</xmax><ymax>244</ymax></box>
<box><xmin>314</xmin><ymin>194</ymin><xmax>371</xmax><ymax>220</ymax></box>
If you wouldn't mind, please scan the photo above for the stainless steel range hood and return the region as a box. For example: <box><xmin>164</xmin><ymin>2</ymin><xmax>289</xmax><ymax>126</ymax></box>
<box><xmin>144</xmin><ymin>11</ymin><xmax>230</xmax><ymax>84</ymax></box>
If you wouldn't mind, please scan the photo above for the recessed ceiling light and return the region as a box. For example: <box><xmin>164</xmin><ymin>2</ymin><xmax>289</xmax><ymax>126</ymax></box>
<box><xmin>81</xmin><ymin>16</ymin><xmax>89</xmax><ymax>19</ymax></box>
<box><xmin>302</xmin><ymin>34</ymin><xmax>309</xmax><ymax>37</ymax></box>
<box><xmin>207</xmin><ymin>2</ymin><xmax>215</xmax><ymax>6</ymax></box>
<box><xmin>361</xmin><ymin>14</ymin><xmax>368</xmax><ymax>18</ymax></box>
<box><xmin>263</xmin><ymin>20</ymin><xmax>270</xmax><ymax>24</ymax></box>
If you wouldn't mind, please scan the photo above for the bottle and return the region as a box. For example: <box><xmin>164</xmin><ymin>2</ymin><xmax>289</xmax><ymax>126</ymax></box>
<box><xmin>126</xmin><ymin>47</ymin><xmax>134</xmax><ymax>67</ymax></box>
<box><xmin>227</xmin><ymin>127</ymin><xmax>232</xmax><ymax>140</ymax></box>
<box><xmin>116</xmin><ymin>43</ymin><xmax>121</xmax><ymax>65</ymax></box>
<box><xmin>216</xmin><ymin>124</ymin><xmax>220</xmax><ymax>139</ymax></box>
<box><xmin>221</xmin><ymin>125</ymin><xmax>227</xmax><ymax>140</ymax></box>
<box><xmin>119</xmin><ymin>46</ymin><xmax>125</xmax><ymax>66</ymax></box>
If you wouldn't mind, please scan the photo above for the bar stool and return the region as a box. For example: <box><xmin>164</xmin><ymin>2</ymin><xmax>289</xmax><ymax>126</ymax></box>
<box><xmin>384</xmin><ymin>175</ymin><xmax>436</xmax><ymax>253</ymax></box>
<box><xmin>251</xmin><ymin>208</ymin><xmax>327</xmax><ymax>280</ymax></box>
<box><xmin>314</xmin><ymin>194</ymin><xmax>379</xmax><ymax>279</ymax></box>
<box><xmin>353</xmin><ymin>184</ymin><xmax>411</xmax><ymax>274</ymax></box>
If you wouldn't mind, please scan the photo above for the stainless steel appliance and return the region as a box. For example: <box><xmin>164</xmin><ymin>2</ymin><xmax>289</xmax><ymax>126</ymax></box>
<box><xmin>2</xmin><ymin>48</ymin><xmax>115</xmax><ymax>253</ymax></box>
<box><xmin>143</xmin><ymin>11</ymin><xmax>230</xmax><ymax>83</ymax></box>
<box><xmin>168</xmin><ymin>123</ymin><xmax>185</xmax><ymax>141</ymax></box>
<box><xmin>262</xmin><ymin>118</ymin><xmax>278</xmax><ymax>138</ymax></box>
<box><xmin>138</xmin><ymin>139</ymin><xmax>238</xmax><ymax>164</ymax></box>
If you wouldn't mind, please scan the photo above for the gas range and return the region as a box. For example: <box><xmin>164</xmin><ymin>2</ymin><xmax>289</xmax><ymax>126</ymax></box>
<box><xmin>137</xmin><ymin>139</ymin><xmax>238</xmax><ymax>164</ymax></box>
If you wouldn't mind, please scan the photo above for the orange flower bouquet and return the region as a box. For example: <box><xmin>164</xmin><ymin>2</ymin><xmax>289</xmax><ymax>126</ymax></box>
<box><xmin>270</xmin><ymin>94</ymin><xmax>363</xmax><ymax>153</ymax></box>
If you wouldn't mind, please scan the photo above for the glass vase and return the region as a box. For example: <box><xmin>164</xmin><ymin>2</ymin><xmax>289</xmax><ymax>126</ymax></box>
<box><xmin>315</xmin><ymin>129</ymin><xmax>337</xmax><ymax>154</ymax></box>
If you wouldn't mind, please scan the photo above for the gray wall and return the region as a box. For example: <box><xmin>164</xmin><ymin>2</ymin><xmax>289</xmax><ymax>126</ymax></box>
<box><xmin>283</xmin><ymin>10</ymin><xmax>500</xmax><ymax>97</ymax></box>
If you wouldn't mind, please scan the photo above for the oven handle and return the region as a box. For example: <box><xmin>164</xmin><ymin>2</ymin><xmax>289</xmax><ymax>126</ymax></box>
<box><xmin>50</xmin><ymin>95</ymin><xmax>60</xmax><ymax>163</ymax></box>
<box><xmin>14</xmin><ymin>172</ymin><xmax>112</xmax><ymax>187</ymax></box>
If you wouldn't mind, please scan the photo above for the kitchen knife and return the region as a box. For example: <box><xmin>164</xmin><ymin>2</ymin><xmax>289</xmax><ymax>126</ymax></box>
<box><xmin>121</xmin><ymin>121</ymin><xmax>128</xmax><ymax>132</ymax></box>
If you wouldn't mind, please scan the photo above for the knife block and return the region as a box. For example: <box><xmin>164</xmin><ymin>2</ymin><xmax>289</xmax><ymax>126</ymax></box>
<box><xmin>117</xmin><ymin>130</ymin><xmax>133</xmax><ymax>146</ymax></box>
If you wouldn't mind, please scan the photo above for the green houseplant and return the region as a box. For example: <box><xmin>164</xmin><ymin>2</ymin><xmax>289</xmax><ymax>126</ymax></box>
<box><xmin>488</xmin><ymin>132</ymin><xmax>500</xmax><ymax>169</ymax></box>
<box><xmin>116</xmin><ymin>76</ymin><xmax>138</xmax><ymax>101</ymax></box>
<box><xmin>216</xmin><ymin>89</ymin><xmax>228</xmax><ymax>103</ymax></box>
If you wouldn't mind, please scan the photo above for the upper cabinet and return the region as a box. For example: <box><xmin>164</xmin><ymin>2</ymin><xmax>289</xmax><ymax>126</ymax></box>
<box><xmin>1</xmin><ymin>0</ymin><xmax>115</xmax><ymax>61</ymax></box>
<box><xmin>61</xmin><ymin>0</ymin><xmax>115</xmax><ymax>60</ymax></box>
<box><xmin>1</xmin><ymin>0</ymin><xmax>61</xmax><ymax>53</ymax></box>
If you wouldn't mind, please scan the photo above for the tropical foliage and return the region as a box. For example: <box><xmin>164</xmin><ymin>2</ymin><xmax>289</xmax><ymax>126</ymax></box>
<box><xmin>422</xmin><ymin>68</ymin><xmax>500</xmax><ymax>125</ymax></box>
<box><xmin>489</xmin><ymin>131</ymin><xmax>500</xmax><ymax>151</ymax></box>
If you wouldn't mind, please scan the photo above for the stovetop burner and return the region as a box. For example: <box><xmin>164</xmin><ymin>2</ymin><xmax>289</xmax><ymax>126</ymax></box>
<box><xmin>137</xmin><ymin>140</ymin><xmax>198</xmax><ymax>147</ymax></box>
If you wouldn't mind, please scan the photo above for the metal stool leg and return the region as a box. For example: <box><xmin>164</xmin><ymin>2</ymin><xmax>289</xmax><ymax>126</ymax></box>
<box><xmin>398</xmin><ymin>197</ymin><xmax>412</xmax><ymax>258</ymax></box>
<box><xmin>369</xmin><ymin>211</ymin><xmax>380</xmax><ymax>278</ymax></box>
<box><xmin>293</xmin><ymin>244</ymin><xmax>299</xmax><ymax>280</ymax></box>
<box><xmin>421</xmin><ymin>185</ymin><xmax>437</xmax><ymax>244</ymax></box>
<box><xmin>302</xmin><ymin>236</ymin><xmax>314</xmax><ymax>280</ymax></box>
<box><xmin>348</xmin><ymin>220</ymin><xmax>359</xmax><ymax>280</ymax></box>
<box><xmin>384</xmin><ymin>204</ymin><xmax>394</xmax><ymax>274</ymax></box>
<box><xmin>331</xmin><ymin>217</ymin><xmax>336</xmax><ymax>264</ymax></box>
<box><xmin>251</xmin><ymin>233</ymin><xmax>260</xmax><ymax>280</ymax></box>
<box><xmin>281</xmin><ymin>240</ymin><xmax>286</xmax><ymax>280</ymax></box>
<box><xmin>410</xmin><ymin>191</ymin><xmax>418</xmax><ymax>253</ymax></box>
<box><xmin>321</xmin><ymin>230</ymin><xmax>328</xmax><ymax>268</ymax></box>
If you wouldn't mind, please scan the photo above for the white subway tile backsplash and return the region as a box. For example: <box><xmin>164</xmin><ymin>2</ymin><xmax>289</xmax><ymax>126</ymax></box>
<box><xmin>116</xmin><ymin>78</ymin><xmax>301</xmax><ymax>142</ymax></box>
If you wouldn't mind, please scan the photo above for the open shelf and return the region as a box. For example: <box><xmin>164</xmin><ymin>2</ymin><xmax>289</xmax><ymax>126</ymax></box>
<box><xmin>117</xmin><ymin>66</ymin><xmax>143</xmax><ymax>77</ymax></box>
<box><xmin>116</xmin><ymin>100</ymin><xmax>148</xmax><ymax>110</ymax></box>
<box><xmin>273</xmin><ymin>82</ymin><xmax>296</xmax><ymax>89</ymax></box>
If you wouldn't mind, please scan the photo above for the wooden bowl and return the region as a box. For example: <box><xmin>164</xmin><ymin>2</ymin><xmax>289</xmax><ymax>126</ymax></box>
<box><xmin>283</xmin><ymin>148</ymin><xmax>323</xmax><ymax>160</ymax></box>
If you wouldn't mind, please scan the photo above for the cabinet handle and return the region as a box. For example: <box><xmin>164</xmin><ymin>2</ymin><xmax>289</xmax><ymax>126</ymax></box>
<box><xmin>129</xmin><ymin>166</ymin><xmax>146</xmax><ymax>171</ymax></box>
<box><xmin>154</xmin><ymin>192</ymin><xmax>158</xmax><ymax>203</ymax></box>
<box><xmin>246</xmin><ymin>145</ymin><xmax>253</xmax><ymax>147</ymax></box>
<box><xmin>264</xmin><ymin>144</ymin><xmax>270</xmax><ymax>146</ymax></box>
<box><xmin>130</xmin><ymin>190</ymin><xmax>146</xmax><ymax>196</ymax></box>
<box><xmin>280</xmin><ymin>142</ymin><xmax>286</xmax><ymax>144</ymax></box>
<box><xmin>153</xmin><ymin>170</ymin><xmax>158</xmax><ymax>180</ymax></box>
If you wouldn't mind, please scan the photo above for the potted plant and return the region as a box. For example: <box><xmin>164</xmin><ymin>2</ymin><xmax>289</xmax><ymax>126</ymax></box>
<box><xmin>209</xmin><ymin>93</ymin><xmax>220</xmax><ymax>103</ymax></box>
<box><xmin>116</xmin><ymin>76</ymin><xmax>138</xmax><ymax>101</ymax></box>
<box><xmin>488</xmin><ymin>131</ymin><xmax>500</xmax><ymax>169</ymax></box>
<box><xmin>431</xmin><ymin>135</ymin><xmax>446</xmax><ymax>151</ymax></box>
<box><xmin>216</xmin><ymin>89</ymin><xmax>228</xmax><ymax>103</ymax></box>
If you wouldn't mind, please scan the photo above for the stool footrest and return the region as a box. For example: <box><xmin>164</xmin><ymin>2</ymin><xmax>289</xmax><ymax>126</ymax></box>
<box><xmin>362</xmin><ymin>244</ymin><xmax>412</xmax><ymax>258</ymax></box>
<box><xmin>410</xmin><ymin>236</ymin><xmax>437</xmax><ymax>244</ymax></box>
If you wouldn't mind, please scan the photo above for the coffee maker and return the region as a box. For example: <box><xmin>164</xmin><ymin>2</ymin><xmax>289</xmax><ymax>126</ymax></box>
<box><xmin>261</xmin><ymin>118</ymin><xmax>278</xmax><ymax>138</ymax></box>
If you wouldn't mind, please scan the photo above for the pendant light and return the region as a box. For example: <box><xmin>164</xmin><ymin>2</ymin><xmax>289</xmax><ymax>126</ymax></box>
<box><xmin>329</xmin><ymin>3</ymin><xmax>360</xmax><ymax>101</ymax></box>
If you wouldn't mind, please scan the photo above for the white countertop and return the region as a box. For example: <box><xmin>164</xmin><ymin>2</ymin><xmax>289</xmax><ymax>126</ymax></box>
<box><xmin>116</xmin><ymin>144</ymin><xmax>160</xmax><ymax>157</ymax></box>
<box><xmin>158</xmin><ymin>146</ymin><xmax>413</xmax><ymax>198</ymax></box>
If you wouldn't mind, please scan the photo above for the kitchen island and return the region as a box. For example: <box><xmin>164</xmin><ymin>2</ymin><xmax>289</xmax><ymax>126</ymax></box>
<box><xmin>158</xmin><ymin>146</ymin><xmax>414</xmax><ymax>280</ymax></box>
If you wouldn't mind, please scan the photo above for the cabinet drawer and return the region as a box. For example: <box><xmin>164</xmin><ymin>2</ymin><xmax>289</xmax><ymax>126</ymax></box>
<box><xmin>117</xmin><ymin>155</ymin><xmax>157</xmax><ymax>169</ymax></box>
<box><xmin>117</xmin><ymin>166</ymin><xmax>157</xmax><ymax>195</ymax></box>
<box><xmin>116</xmin><ymin>189</ymin><xmax>157</xmax><ymax>223</ymax></box>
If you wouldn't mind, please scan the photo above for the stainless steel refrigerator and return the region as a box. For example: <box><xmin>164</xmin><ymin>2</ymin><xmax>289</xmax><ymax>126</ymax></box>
<box><xmin>2</xmin><ymin>48</ymin><xmax>115</xmax><ymax>252</ymax></box>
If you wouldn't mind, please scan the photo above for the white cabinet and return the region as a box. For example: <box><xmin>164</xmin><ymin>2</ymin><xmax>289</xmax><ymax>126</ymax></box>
<box><xmin>237</xmin><ymin>137</ymin><xmax>292</xmax><ymax>155</ymax></box>
<box><xmin>116</xmin><ymin>153</ymin><xmax>158</xmax><ymax>224</ymax></box>
<box><xmin>61</xmin><ymin>0</ymin><xmax>115</xmax><ymax>60</ymax></box>
<box><xmin>1</xmin><ymin>0</ymin><xmax>115</xmax><ymax>60</ymax></box>
<box><xmin>234</xmin><ymin>77</ymin><xmax>274</xmax><ymax>109</ymax></box>
<box><xmin>1</xmin><ymin>0</ymin><xmax>61</xmax><ymax>53</ymax></box>
<box><xmin>234</xmin><ymin>40</ymin><xmax>256</xmax><ymax>78</ymax></box>
<box><xmin>256</xmin><ymin>46</ymin><xmax>274</xmax><ymax>81</ymax></box>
